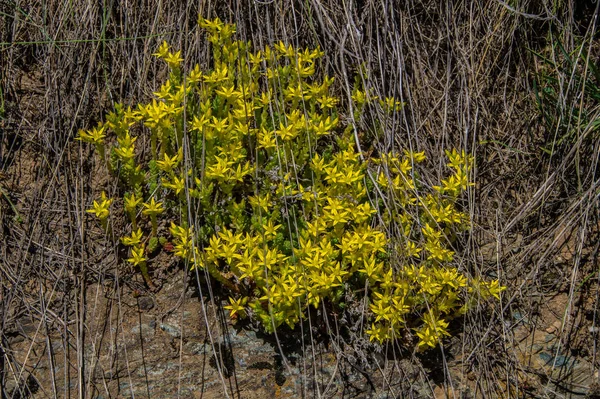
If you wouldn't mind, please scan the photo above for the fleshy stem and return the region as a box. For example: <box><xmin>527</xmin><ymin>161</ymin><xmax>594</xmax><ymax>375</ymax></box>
<box><xmin>127</xmin><ymin>244</ymin><xmax>154</xmax><ymax>288</ymax></box>
<box><xmin>142</xmin><ymin>197</ymin><xmax>164</xmax><ymax>237</ymax></box>
<box><xmin>124</xmin><ymin>192</ymin><xmax>142</xmax><ymax>229</ymax></box>
<box><xmin>86</xmin><ymin>191</ymin><xmax>113</xmax><ymax>236</ymax></box>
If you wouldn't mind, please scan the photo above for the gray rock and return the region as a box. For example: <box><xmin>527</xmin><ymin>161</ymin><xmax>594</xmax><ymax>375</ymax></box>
<box><xmin>160</xmin><ymin>323</ymin><xmax>181</xmax><ymax>338</ymax></box>
<box><xmin>512</xmin><ymin>310</ymin><xmax>528</xmax><ymax>324</ymax></box>
<box><xmin>137</xmin><ymin>296</ymin><xmax>154</xmax><ymax>311</ymax></box>
<box><xmin>183</xmin><ymin>341</ymin><xmax>210</xmax><ymax>355</ymax></box>
<box><xmin>544</xmin><ymin>334</ymin><xmax>556</xmax><ymax>343</ymax></box>
<box><xmin>131</xmin><ymin>320</ymin><xmax>156</xmax><ymax>337</ymax></box>
<box><xmin>531</xmin><ymin>343</ymin><xmax>544</xmax><ymax>353</ymax></box>
<box><xmin>552</xmin><ymin>355</ymin><xmax>571</xmax><ymax>368</ymax></box>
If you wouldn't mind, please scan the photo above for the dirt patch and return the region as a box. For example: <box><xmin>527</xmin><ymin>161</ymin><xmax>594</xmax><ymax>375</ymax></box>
<box><xmin>3</xmin><ymin>267</ymin><xmax>439</xmax><ymax>398</ymax></box>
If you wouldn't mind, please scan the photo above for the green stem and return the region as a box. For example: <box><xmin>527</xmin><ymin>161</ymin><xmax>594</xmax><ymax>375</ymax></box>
<box><xmin>138</xmin><ymin>261</ymin><xmax>154</xmax><ymax>288</ymax></box>
<box><xmin>180</xmin><ymin>203</ymin><xmax>189</xmax><ymax>225</ymax></box>
<box><xmin>96</xmin><ymin>143</ymin><xmax>112</xmax><ymax>174</ymax></box>
<box><xmin>151</xmin><ymin>129</ymin><xmax>158</xmax><ymax>160</ymax></box>
<box><xmin>100</xmin><ymin>218</ymin><xmax>113</xmax><ymax>238</ymax></box>
<box><xmin>150</xmin><ymin>215</ymin><xmax>158</xmax><ymax>236</ymax></box>
<box><xmin>128</xmin><ymin>212</ymin><xmax>137</xmax><ymax>229</ymax></box>
<box><xmin>207</xmin><ymin>263</ymin><xmax>236</xmax><ymax>291</ymax></box>
<box><xmin>0</xmin><ymin>186</ymin><xmax>23</xmax><ymax>223</ymax></box>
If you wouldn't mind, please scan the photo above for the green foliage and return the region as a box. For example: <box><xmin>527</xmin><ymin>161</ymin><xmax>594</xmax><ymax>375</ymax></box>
<box><xmin>533</xmin><ymin>35</ymin><xmax>600</xmax><ymax>155</ymax></box>
<box><xmin>80</xmin><ymin>17</ymin><xmax>504</xmax><ymax>350</ymax></box>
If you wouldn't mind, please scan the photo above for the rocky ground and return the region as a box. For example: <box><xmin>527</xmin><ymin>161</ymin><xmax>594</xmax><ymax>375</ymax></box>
<box><xmin>4</xmin><ymin>259</ymin><xmax>599</xmax><ymax>398</ymax></box>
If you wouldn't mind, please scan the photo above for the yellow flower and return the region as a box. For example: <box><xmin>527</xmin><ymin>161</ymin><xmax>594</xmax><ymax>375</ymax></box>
<box><xmin>77</xmin><ymin>123</ymin><xmax>106</xmax><ymax>145</ymax></box>
<box><xmin>216</xmin><ymin>85</ymin><xmax>241</xmax><ymax>102</ymax></box>
<box><xmin>219</xmin><ymin>23</ymin><xmax>236</xmax><ymax>38</ymax></box>
<box><xmin>368</xmin><ymin>231</ymin><xmax>387</xmax><ymax>254</ymax></box>
<box><xmin>164</xmin><ymin>50</ymin><xmax>183</xmax><ymax>68</ymax></box>
<box><xmin>328</xmin><ymin>262</ymin><xmax>349</xmax><ymax>285</ymax></box>
<box><xmin>114</xmin><ymin>132</ymin><xmax>137</xmax><ymax>161</ymax></box>
<box><xmin>127</xmin><ymin>244</ymin><xmax>146</xmax><ymax>267</ymax></box>
<box><xmin>311</xmin><ymin>153</ymin><xmax>326</xmax><ymax>173</ymax></box>
<box><xmin>255</xmin><ymin>247</ymin><xmax>285</xmax><ymax>270</ymax></box>
<box><xmin>351</xmin><ymin>89</ymin><xmax>367</xmax><ymax>105</ymax></box>
<box><xmin>162</xmin><ymin>175</ymin><xmax>186</xmax><ymax>195</ymax></box>
<box><xmin>397</xmin><ymin>238</ymin><xmax>417</xmax><ymax>257</ymax></box>
<box><xmin>370</xmin><ymin>294</ymin><xmax>392</xmax><ymax>323</ymax></box>
<box><xmin>279</xmin><ymin>280</ymin><xmax>303</xmax><ymax>303</ymax></box>
<box><xmin>424</xmin><ymin>239</ymin><xmax>454</xmax><ymax>262</ymax></box>
<box><xmin>433</xmin><ymin>175</ymin><xmax>461</xmax><ymax>195</ymax></box>
<box><xmin>87</xmin><ymin>192</ymin><xmax>112</xmax><ymax>220</ymax></box>
<box><xmin>446</xmin><ymin>149</ymin><xmax>464</xmax><ymax>170</ymax></box>
<box><xmin>337</xmin><ymin>233</ymin><xmax>358</xmax><ymax>255</ymax></box>
<box><xmin>124</xmin><ymin>192</ymin><xmax>142</xmax><ymax>214</ymax></box>
<box><xmin>142</xmin><ymin>99</ymin><xmax>168</xmax><ymax>129</ymax></box>
<box><xmin>358</xmin><ymin>256</ymin><xmax>383</xmax><ymax>282</ymax></box>
<box><xmin>121</xmin><ymin>228</ymin><xmax>143</xmax><ymax>246</ymax></box>
<box><xmin>298</xmin><ymin>61</ymin><xmax>315</xmax><ymax>77</ymax></box>
<box><xmin>224</xmin><ymin>296</ymin><xmax>248</xmax><ymax>318</ymax></box>
<box><xmin>485</xmin><ymin>280</ymin><xmax>506</xmax><ymax>300</ymax></box>
<box><xmin>421</xmin><ymin>223</ymin><xmax>441</xmax><ymax>241</ymax></box>
<box><xmin>187</xmin><ymin>64</ymin><xmax>203</xmax><ymax>84</ymax></box>
<box><xmin>209</xmin><ymin>116</ymin><xmax>230</xmax><ymax>134</ymax></box>
<box><xmin>206</xmin><ymin>155</ymin><xmax>232</xmax><ymax>181</ymax></box>
<box><xmin>276</xmin><ymin>122</ymin><xmax>298</xmax><ymax>141</ymax></box>
<box><xmin>191</xmin><ymin>114</ymin><xmax>211</xmax><ymax>132</ymax></box>
<box><xmin>152</xmin><ymin>41</ymin><xmax>170</xmax><ymax>59</ymax></box>
<box><xmin>317</xmin><ymin>95</ymin><xmax>338</xmax><ymax>109</ymax></box>
<box><xmin>285</xmin><ymin>84</ymin><xmax>304</xmax><ymax>102</ymax></box>
<box><xmin>205</xmin><ymin>234</ymin><xmax>222</xmax><ymax>263</ymax></box>
<box><xmin>249</xmin><ymin>193</ymin><xmax>270</xmax><ymax>213</ymax></box>
<box><xmin>420</xmin><ymin>275</ymin><xmax>443</xmax><ymax>296</ymax></box>
<box><xmin>199</xmin><ymin>17</ymin><xmax>224</xmax><ymax>32</ymax></box>
<box><xmin>416</xmin><ymin>325</ymin><xmax>438</xmax><ymax>349</ymax></box>
<box><xmin>142</xmin><ymin>197</ymin><xmax>165</xmax><ymax>217</ymax></box>
<box><xmin>274</xmin><ymin>40</ymin><xmax>294</xmax><ymax>57</ymax></box>
<box><xmin>153</xmin><ymin>80</ymin><xmax>174</xmax><ymax>99</ymax></box>
<box><xmin>156</xmin><ymin>149</ymin><xmax>182</xmax><ymax>173</ymax></box>
<box><xmin>376</xmin><ymin>171</ymin><xmax>389</xmax><ymax>188</ymax></box>
<box><xmin>366</xmin><ymin>323</ymin><xmax>389</xmax><ymax>343</ymax></box>
<box><xmin>404</xmin><ymin>149</ymin><xmax>426</xmax><ymax>163</ymax></box>
<box><xmin>262</xmin><ymin>219</ymin><xmax>281</xmax><ymax>240</ymax></box>
<box><xmin>248</xmin><ymin>51</ymin><xmax>263</xmax><ymax>65</ymax></box>
<box><xmin>204</xmin><ymin>63</ymin><xmax>229</xmax><ymax>84</ymax></box>
<box><xmin>323</xmin><ymin>198</ymin><xmax>349</xmax><ymax>226</ymax></box>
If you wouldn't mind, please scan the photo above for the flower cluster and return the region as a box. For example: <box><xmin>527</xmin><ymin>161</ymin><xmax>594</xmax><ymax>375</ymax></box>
<box><xmin>80</xmin><ymin>17</ymin><xmax>505</xmax><ymax>350</ymax></box>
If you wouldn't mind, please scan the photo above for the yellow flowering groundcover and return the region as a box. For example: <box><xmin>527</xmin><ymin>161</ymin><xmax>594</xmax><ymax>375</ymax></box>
<box><xmin>80</xmin><ymin>17</ymin><xmax>504</xmax><ymax>350</ymax></box>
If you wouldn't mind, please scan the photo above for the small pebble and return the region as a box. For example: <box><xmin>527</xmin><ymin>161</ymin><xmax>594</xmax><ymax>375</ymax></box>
<box><xmin>538</xmin><ymin>352</ymin><xmax>572</xmax><ymax>368</ymax></box>
<box><xmin>512</xmin><ymin>311</ymin><xmax>527</xmax><ymax>324</ymax></box>
<box><xmin>539</xmin><ymin>352</ymin><xmax>553</xmax><ymax>365</ymax></box>
<box><xmin>531</xmin><ymin>343</ymin><xmax>543</xmax><ymax>353</ymax></box>
<box><xmin>552</xmin><ymin>355</ymin><xmax>569</xmax><ymax>368</ymax></box>
<box><xmin>545</xmin><ymin>321</ymin><xmax>560</xmax><ymax>334</ymax></box>
<box><xmin>160</xmin><ymin>323</ymin><xmax>181</xmax><ymax>338</ymax></box>
<box><xmin>131</xmin><ymin>323</ymin><xmax>155</xmax><ymax>336</ymax></box>
<box><xmin>544</xmin><ymin>334</ymin><xmax>556</xmax><ymax>343</ymax></box>
<box><xmin>137</xmin><ymin>296</ymin><xmax>154</xmax><ymax>311</ymax></box>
